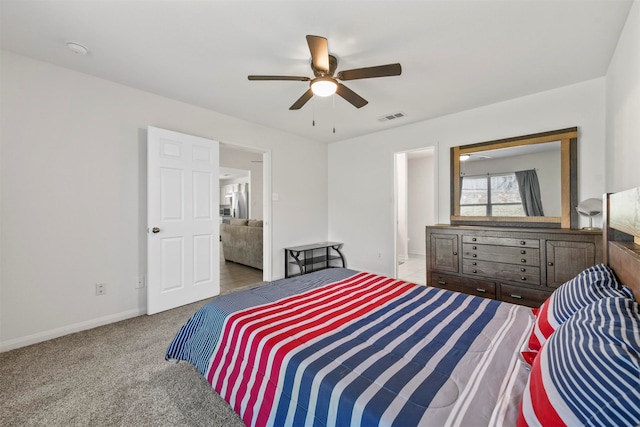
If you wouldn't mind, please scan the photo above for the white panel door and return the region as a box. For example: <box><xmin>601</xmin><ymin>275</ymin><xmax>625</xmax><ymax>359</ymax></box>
<box><xmin>147</xmin><ymin>126</ymin><xmax>219</xmax><ymax>314</ymax></box>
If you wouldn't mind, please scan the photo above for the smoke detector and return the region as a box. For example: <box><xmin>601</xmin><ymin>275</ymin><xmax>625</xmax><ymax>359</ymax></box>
<box><xmin>66</xmin><ymin>41</ymin><xmax>89</xmax><ymax>55</ymax></box>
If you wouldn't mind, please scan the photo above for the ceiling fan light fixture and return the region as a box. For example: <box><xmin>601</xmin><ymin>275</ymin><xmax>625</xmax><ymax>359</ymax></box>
<box><xmin>311</xmin><ymin>77</ymin><xmax>337</xmax><ymax>97</ymax></box>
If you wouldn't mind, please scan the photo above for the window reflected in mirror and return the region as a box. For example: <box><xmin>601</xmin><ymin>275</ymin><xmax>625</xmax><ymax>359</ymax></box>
<box><xmin>460</xmin><ymin>174</ymin><xmax>526</xmax><ymax>216</ymax></box>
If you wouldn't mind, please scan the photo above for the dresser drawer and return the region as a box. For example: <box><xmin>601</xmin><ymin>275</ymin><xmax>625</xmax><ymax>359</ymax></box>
<box><xmin>430</xmin><ymin>273</ymin><xmax>496</xmax><ymax>299</ymax></box>
<box><xmin>463</xmin><ymin>259</ymin><xmax>541</xmax><ymax>285</ymax></box>
<box><xmin>463</xmin><ymin>243</ymin><xmax>540</xmax><ymax>265</ymax></box>
<box><xmin>462</xmin><ymin>235</ymin><xmax>540</xmax><ymax>248</ymax></box>
<box><xmin>499</xmin><ymin>283</ymin><xmax>551</xmax><ymax>308</ymax></box>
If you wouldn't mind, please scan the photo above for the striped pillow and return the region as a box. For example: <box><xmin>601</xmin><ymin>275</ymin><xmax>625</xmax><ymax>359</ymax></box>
<box><xmin>518</xmin><ymin>297</ymin><xmax>640</xmax><ymax>427</ymax></box>
<box><xmin>520</xmin><ymin>264</ymin><xmax>633</xmax><ymax>365</ymax></box>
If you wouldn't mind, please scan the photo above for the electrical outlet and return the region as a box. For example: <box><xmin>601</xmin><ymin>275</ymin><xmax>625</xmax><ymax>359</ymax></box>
<box><xmin>136</xmin><ymin>276</ymin><xmax>146</xmax><ymax>289</ymax></box>
<box><xmin>95</xmin><ymin>282</ymin><xmax>106</xmax><ymax>296</ymax></box>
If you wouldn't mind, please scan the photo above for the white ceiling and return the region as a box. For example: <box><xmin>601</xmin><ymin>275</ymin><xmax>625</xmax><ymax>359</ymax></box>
<box><xmin>0</xmin><ymin>0</ymin><xmax>633</xmax><ymax>144</ymax></box>
<box><xmin>220</xmin><ymin>166</ymin><xmax>249</xmax><ymax>181</ymax></box>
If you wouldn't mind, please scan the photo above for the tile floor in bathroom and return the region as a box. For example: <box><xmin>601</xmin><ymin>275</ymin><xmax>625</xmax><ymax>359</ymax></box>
<box><xmin>397</xmin><ymin>253</ymin><xmax>426</xmax><ymax>286</ymax></box>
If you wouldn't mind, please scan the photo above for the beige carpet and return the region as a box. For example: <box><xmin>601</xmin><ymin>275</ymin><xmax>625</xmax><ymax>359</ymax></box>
<box><xmin>0</xmin><ymin>297</ymin><xmax>249</xmax><ymax>426</ymax></box>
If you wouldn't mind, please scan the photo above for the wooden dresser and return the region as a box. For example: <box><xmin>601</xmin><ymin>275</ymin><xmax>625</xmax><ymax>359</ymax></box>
<box><xmin>426</xmin><ymin>225</ymin><xmax>602</xmax><ymax>307</ymax></box>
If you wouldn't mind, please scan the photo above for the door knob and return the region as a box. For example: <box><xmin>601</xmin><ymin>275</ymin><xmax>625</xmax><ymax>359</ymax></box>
<box><xmin>152</xmin><ymin>227</ymin><xmax>160</xmax><ymax>234</ymax></box>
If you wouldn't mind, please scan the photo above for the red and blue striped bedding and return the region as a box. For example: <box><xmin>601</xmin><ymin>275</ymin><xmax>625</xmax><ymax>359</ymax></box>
<box><xmin>167</xmin><ymin>269</ymin><xmax>532</xmax><ymax>426</ymax></box>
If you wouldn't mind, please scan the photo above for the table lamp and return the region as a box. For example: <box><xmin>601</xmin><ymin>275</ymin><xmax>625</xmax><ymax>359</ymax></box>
<box><xmin>576</xmin><ymin>198</ymin><xmax>602</xmax><ymax>230</ymax></box>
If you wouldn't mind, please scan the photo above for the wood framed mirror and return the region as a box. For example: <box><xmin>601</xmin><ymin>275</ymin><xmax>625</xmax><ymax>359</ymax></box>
<box><xmin>451</xmin><ymin>127</ymin><xmax>578</xmax><ymax>228</ymax></box>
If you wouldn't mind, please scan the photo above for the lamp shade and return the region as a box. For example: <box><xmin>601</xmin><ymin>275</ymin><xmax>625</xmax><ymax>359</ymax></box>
<box><xmin>576</xmin><ymin>198</ymin><xmax>602</xmax><ymax>230</ymax></box>
<box><xmin>576</xmin><ymin>198</ymin><xmax>602</xmax><ymax>216</ymax></box>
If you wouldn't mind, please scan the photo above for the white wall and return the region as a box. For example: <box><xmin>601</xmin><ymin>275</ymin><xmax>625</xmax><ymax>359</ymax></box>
<box><xmin>606</xmin><ymin>0</ymin><xmax>640</xmax><ymax>192</ymax></box>
<box><xmin>395</xmin><ymin>153</ymin><xmax>408</xmax><ymax>261</ymax></box>
<box><xmin>0</xmin><ymin>51</ymin><xmax>328</xmax><ymax>350</ymax></box>
<box><xmin>328</xmin><ymin>78</ymin><xmax>606</xmax><ymax>276</ymax></box>
<box><xmin>408</xmin><ymin>151</ymin><xmax>436</xmax><ymax>256</ymax></box>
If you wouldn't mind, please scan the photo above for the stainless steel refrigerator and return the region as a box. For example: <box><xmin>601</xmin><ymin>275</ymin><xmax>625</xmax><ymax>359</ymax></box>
<box><xmin>232</xmin><ymin>191</ymin><xmax>249</xmax><ymax>219</ymax></box>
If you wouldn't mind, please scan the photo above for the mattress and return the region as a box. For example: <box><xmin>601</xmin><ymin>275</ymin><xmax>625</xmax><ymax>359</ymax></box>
<box><xmin>166</xmin><ymin>269</ymin><xmax>533</xmax><ymax>426</ymax></box>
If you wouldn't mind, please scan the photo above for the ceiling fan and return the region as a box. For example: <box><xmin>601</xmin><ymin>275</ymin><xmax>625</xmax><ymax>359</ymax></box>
<box><xmin>248</xmin><ymin>35</ymin><xmax>402</xmax><ymax>110</ymax></box>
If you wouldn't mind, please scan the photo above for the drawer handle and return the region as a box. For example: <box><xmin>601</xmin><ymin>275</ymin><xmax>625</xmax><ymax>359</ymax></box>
<box><xmin>472</xmin><ymin>254</ymin><xmax>477</xmax><ymax>258</ymax></box>
<box><xmin>521</xmin><ymin>277</ymin><xmax>527</xmax><ymax>281</ymax></box>
<box><xmin>548</xmin><ymin>262</ymin><xmax>554</xmax><ymax>266</ymax></box>
<box><xmin>520</xmin><ymin>267</ymin><xmax>526</xmax><ymax>272</ymax></box>
<box><xmin>510</xmin><ymin>294</ymin><xmax>523</xmax><ymax>299</ymax></box>
<box><xmin>453</xmin><ymin>251</ymin><xmax>458</xmax><ymax>255</ymax></box>
<box><xmin>476</xmin><ymin>288</ymin><xmax>487</xmax><ymax>293</ymax></box>
<box><xmin>472</xmin><ymin>262</ymin><xmax>477</xmax><ymax>266</ymax></box>
<box><xmin>520</xmin><ymin>241</ymin><xmax>526</xmax><ymax>245</ymax></box>
<box><xmin>472</xmin><ymin>246</ymin><xmax>477</xmax><ymax>250</ymax></box>
<box><xmin>437</xmin><ymin>280</ymin><xmax>447</xmax><ymax>285</ymax></box>
<box><xmin>520</xmin><ymin>250</ymin><xmax>526</xmax><ymax>254</ymax></box>
<box><xmin>472</xmin><ymin>237</ymin><xmax>477</xmax><ymax>242</ymax></box>
<box><xmin>521</xmin><ymin>259</ymin><xmax>526</xmax><ymax>263</ymax></box>
<box><xmin>472</xmin><ymin>269</ymin><xmax>477</xmax><ymax>273</ymax></box>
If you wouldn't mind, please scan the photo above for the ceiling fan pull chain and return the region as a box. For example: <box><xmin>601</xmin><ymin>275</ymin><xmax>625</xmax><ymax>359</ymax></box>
<box><xmin>333</xmin><ymin>94</ymin><xmax>336</xmax><ymax>133</ymax></box>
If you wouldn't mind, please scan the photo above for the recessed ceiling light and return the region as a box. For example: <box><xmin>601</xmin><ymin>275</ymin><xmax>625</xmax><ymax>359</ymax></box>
<box><xmin>66</xmin><ymin>41</ymin><xmax>88</xmax><ymax>56</ymax></box>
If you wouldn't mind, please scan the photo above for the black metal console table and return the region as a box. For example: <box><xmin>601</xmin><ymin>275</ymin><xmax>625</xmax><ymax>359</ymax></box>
<box><xmin>284</xmin><ymin>242</ymin><xmax>346</xmax><ymax>278</ymax></box>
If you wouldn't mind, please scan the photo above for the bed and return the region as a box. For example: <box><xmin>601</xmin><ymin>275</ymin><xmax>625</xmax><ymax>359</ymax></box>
<box><xmin>166</xmin><ymin>186</ymin><xmax>640</xmax><ymax>427</ymax></box>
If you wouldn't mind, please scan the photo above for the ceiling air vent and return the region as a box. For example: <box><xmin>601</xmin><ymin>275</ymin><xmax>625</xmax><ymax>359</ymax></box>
<box><xmin>379</xmin><ymin>112</ymin><xmax>407</xmax><ymax>122</ymax></box>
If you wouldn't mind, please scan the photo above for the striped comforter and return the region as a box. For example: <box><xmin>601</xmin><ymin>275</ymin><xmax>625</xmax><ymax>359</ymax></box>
<box><xmin>166</xmin><ymin>269</ymin><xmax>532</xmax><ymax>426</ymax></box>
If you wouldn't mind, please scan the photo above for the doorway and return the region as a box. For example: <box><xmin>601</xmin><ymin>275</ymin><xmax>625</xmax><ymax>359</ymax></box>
<box><xmin>394</xmin><ymin>147</ymin><xmax>436</xmax><ymax>285</ymax></box>
<box><xmin>219</xmin><ymin>142</ymin><xmax>271</xmax><ymax>289</ymax></box>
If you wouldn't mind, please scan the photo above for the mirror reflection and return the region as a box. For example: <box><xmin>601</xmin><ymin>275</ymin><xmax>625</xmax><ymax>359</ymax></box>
<box><xmin>458</xmin><ymin>141</ymin><xmax>561</xmax><ymax>217</ymax></box>
<box><xmin>450</xmin><ymin>126</ymin><xmax>578</xmax><ymax>228</ymax></box>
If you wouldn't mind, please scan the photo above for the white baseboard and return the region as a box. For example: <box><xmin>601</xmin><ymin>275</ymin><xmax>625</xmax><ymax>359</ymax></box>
<box><xmin>0</xmin><ymin>308</ymin><xmax>146</xmax><ymax>353</ymax></box>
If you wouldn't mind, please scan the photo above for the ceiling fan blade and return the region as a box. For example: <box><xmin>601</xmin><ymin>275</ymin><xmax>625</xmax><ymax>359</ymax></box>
<box><xmin>336</xmin><ymin>83</ymin><xmax>368</xmax><ymax>108</ymax></box>
<box><xmin>336</xmin><ymin>63</ymin><xmax>402</xmax><ymax>81</ymax></box>
<box><xmin>289</xmin><ymin>88</ymin><xmax>314</xmax><ymax>110</ymax></box>
<box><xmin>248</xmin><ymin>75</ymin><xmax>310</xmax><ymax>81</ymax></box>
<box><xmin>306</xmin><ymin>35</ymin><xmax>330</xmax><ymax>73</ymax></box>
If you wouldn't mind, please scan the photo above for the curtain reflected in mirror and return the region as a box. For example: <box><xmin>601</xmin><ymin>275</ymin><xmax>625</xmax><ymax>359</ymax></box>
<box><xmin>515</xmin><ymin>169</ymin><xmax>544</xmax><ymax>216</ymax></box>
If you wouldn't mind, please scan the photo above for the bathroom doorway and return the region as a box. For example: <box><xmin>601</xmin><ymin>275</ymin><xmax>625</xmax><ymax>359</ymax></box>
<box><xmin>394</xmin><ymin>147</ymin><xmax>436</xmax><ymax>285</ymax></box>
